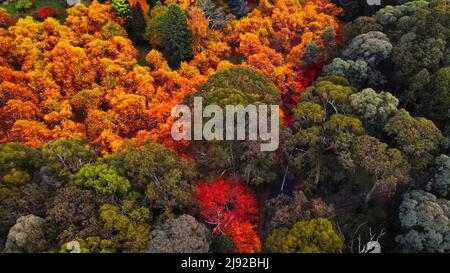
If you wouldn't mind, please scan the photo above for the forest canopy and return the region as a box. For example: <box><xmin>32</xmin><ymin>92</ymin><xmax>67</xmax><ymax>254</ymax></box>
<box><xmin>0</xmin><ymin>0</ymin><xmax>449</xmax><ymax>254</ymax></box>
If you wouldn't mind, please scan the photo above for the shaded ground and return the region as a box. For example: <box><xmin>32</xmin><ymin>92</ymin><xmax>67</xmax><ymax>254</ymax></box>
<box><xmin>135</xmin><ymin>44</ymin><xmax>152</xmax><ymax>66</ymax></box>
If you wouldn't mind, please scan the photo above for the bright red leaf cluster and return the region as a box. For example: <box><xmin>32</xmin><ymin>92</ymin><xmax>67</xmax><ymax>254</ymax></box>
<box><xmin>38</xmin><ymin>7</ymin><xmax>53</xmax><ymax>20</ymax></box>
<box><xmin>195</xmin><ymin>179</ymin><xmax>261</xmax><ymax>253</ymax></box>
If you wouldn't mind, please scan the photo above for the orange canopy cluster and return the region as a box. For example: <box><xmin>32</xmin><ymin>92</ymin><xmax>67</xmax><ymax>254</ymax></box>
<box><xmin>0</xmin><ymin>2</ymin><xmax>206</xmax><ymax>152</ymax></box>
<box><xmin>0</xmin><ymin>0</ymin><xmax>342</xmax><ymax>153</ymax></box>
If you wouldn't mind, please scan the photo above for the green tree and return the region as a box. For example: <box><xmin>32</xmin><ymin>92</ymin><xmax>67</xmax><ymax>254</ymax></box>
<box><xmin>351</xmin><ymin>135</ymin><xmax>410</xmax><ymax>202</ymax></box>
<box><xmin>210</xmin><ymin>234</ymin><xmax>235</xmax><ymax>253</ymax></box>
<box><xmin>384</xmin><ymin>109</ymin><xmax>443</xmax><ymax>172</ymax></box>
<box><xmin>397</xmin><ymin>190</ymin><xmax>450</xmax><ymax>253</ymax></box>
<box><xmin>15</xmin><ymin>0</ymin><xmax>33</xmax><ymax>11</ymax></box>
<box><xmin>264</xmin><ymin>218</ymin><xmax>344</xmax><ymax>253</ymax></box>
<box><xmin>414</xmin><ymin>67</ymin><xmax>450</xmax><ymax>128</ymax></box>
<box><xmin>281</xmin><ymin>77</ymin><xmax>361</xmax><ymax>194</ymax></box>
<box><xmin>349</xmin><ymin>88</ymin><xmax>399</xmax><ymax>131</ymax></box>
<box><xmin>75</xmin><ymin>159</ymin><xmax>131</xmax><ymax>197</ymax></box>
<box><xmin>99</xmin><ymin>201</ymin><xmax>150</xmax><ymax>252</ymax></box>
<box><xmin>264</xmin><ymin>227</ymin><xmax>289</xmax><ymax>253</ymax></box>
<box><xmin>426</xmin><ymin>155</ymin><xmax>450</xmax><ymax>197</ymax></box>
<box><xmin>0</xmin><ymin>143</ymin><xmax>54</xmax><ymax>249</ymax></box>
<box><xmin>302</xmin><ymin>76</ymin><xmax>356</xmax><ymax>115</ymax></box>
<box><xmin>343</xmin><ymin>16</ymin><xmax>383</xmax><ymax>43</ymax></box>
<box><xmin>112</xmin><ymin>0</ymin><xmax>131</xmax><ymax>18</ymax></box>
<box><xmin>199</xmin><ymin>0</ymin><xmax>232</xmax><ymax>29</ymax></box>
<box><xmin>129</xmin><ymin>1</ymin><xmax>147</xmax><ymax>44</ymax></box>
<box><xmin>70</xmin><ymin>89</ymin><xmax>105</xmax><ymax>119</ymax></box>
<box><xmin>42</xmin><ymin>137</ymin><xmax>97</xmax><ymax>177</ymax></box>
<box><xmin>195</xmin><ymin>66</ymin><xmax>282</xmax><ymax>105</ymax></box>
<box><xmin>370</xmin><ymin>0</ymin><xmax>450</xmax><ymax>129</ymax></box>
<box><xmin>102</xmin><ymin>21</ymin><xmax>128</xmax><ymax>40</ymax></box>
<box><xmin>263</xmin><ymin>191</ymin><xmax>334</xmax><ymax>233</ymax></box>
<box><xmin>342</xmin><ymin>31</ymin><xmax>392</xmax><ymax>67</ymax></box>
<box><xmin>323</xmin><ymin>58</ymin><xmax>372</xmax><ymax>88</ymax></box>
<box><xmin>186</xmin><ymin>67</ymin><xmax>282</xmax><ymax>186</ymax></box>
<box><xmin>0</xmin><ymin>143</ymin><xmax>42</xmax><ymax>186</ymax></box>
<box><xmin>145</xmin><ymin>4</ymin><xmax>168</xmax><ymax>48</ymax></box>
<box><xmin>46</xmin><ymin>183</ymin><xmax>106</xmax><ymax>245</ymax></box>
<box><xmin>107</xmin><ymin>141</ymin><xmax>196</xmax><ymax>211</ymax></box>
<box><xmin>157</xmin><ymin>4</ymin><xmax>193</xmax><ymax>68</ymax></box>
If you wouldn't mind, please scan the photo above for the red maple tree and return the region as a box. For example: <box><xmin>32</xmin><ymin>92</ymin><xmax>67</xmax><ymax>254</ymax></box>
<box><xmin>195</xmin><ymin>179</ymin><xmax>261</xmax><ymax>253</ymax></box>
<box><xmin>38</xmin><ymin>7</ymin><xmax>53</xmax><ymax>20</ymax></box>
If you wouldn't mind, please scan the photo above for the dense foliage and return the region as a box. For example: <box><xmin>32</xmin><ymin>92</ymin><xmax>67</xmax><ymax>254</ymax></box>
<box><xmin>0</xmin><ymin>0</ymin><xmax>449</xmax><ymax>253</ymax></box>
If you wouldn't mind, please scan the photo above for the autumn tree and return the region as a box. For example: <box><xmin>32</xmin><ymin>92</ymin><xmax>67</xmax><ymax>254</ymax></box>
<box><xmin>195</xmin><ymin>178</ymin><xmax>261</xmax><ymax>253</ymax></box>
<box><xmin>0</xmin><ymin>8</ymin><xmax>15</xmax><ymax>29</ymax></box>
<box><xmin>0</xmin><ymin>2</ymin><xmax>166</xmax><ymax>152</ymax></box>
<box><xmin>222</xmin><ymin>0</ymin><xmax>343</xmax><ymax>105</ymax></box>
<box><xmin>0</xmin><ymin>0</ymin><xmax>345</xmax><ymax>153</ymax></box>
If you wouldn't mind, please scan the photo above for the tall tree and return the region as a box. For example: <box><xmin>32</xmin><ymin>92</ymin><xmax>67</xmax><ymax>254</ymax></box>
<box><xmin>129</xmin><ymin>1</ymin><xmax>147</xmax><ymax>44</ymax></box>
<box><xmin>186</xmin><ymin>66</ymin><xmax>281</xmax><ymax>186</ymax></box>
<box><xmin>157</xmin><ymin>4</ymin><xmax>194</xmax><ymax>68</ymax></box>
